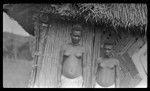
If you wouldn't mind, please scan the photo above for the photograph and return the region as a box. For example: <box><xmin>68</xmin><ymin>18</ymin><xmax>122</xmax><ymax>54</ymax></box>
<box><xmin>3</xmin><ymin>3</ymin><xmax>147</xmax><ymax>88</ymax></box>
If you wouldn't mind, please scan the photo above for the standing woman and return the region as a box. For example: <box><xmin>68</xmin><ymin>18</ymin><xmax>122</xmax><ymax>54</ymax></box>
<box><xmin>94</xmin><ymin>43</ymin><xmax>120</xmax><ymax>88</ymax></box>
<box><xmin>58</xmin><ymin>25</ymin><xmax>88</xmax><ymax>88</ymax></box>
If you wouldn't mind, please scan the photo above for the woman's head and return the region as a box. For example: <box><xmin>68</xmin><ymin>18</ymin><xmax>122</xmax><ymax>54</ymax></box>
<box><xmin>70</xmin><ymin>25</ymin><xmax>82</xmax><ymax>45</ymax></box>
<box><xmin>103</xmin><ymin>43</ymin><xmax>113</xmax><ymax>58</ymax></box>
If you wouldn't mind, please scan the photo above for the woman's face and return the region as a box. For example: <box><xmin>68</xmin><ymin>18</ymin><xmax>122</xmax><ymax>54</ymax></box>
<box><xmin>71</xmin><ymin>30</ymin><xmax>81</xmax><ymax>45</ymax></box>
<box><xmin>104</xmin><ymin>45</ymin><xmax>113</xmax><ymax>57</ymax></box>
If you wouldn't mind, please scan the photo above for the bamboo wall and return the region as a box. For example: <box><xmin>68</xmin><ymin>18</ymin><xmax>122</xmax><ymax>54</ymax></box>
<box><xmin>30</xmin><ymin>18</ymin><xmax>146</xmax><ymax>88</ymax></box>
<box><xmin>91</xmin><ymin>27</ymin><xmax>105</xmax><ymax>87</ymax></box>
<box><xmin>92</xmin><ymin>28</ymin><xmax>145</xmax><ymax>88</ymax></box>
<box><xmin>131</xmin><ymin>43</ymin><xmax>147</xmax><ymax>87</ymax></box>
<box><xmin>113</xmin><ymin>34</ymin><xmax>145</xmax><ymax>88</ymax></box>
<box><xmin>33</xmin><ymin>19</ymin><xmax>94</xmax><ymax>87</ymax></box>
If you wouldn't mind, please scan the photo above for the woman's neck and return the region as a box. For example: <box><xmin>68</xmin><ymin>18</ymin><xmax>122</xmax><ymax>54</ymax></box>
<box><xmin>103</xmin><ymin>55</ymin><xmax>110</xmax><ymax>59</ymax></box>
<box><xmin>71</xmin><ymin>42</ymin><xmax>80</xmax><ymax>46</ymax></box>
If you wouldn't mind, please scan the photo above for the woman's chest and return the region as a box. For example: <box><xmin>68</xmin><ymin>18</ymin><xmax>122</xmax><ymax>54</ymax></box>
<box><xmin>100</xmin><ymin>59</ymin><xmax>117</xmax><ymax>68</ymax></box>
<box><xmin>64</xmin><ymin>47</ymin><xmax>83</xmax><ymax>58</ymax></box>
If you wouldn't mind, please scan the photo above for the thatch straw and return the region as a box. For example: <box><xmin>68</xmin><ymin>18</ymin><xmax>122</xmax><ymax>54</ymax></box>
<box><xmin>40</xmin><ymin>4</ymin><xmax>147</xmax><ymax>33</ymax></box>
<box><xmin>3</xmin><ymin>3</ymin><xmax>147</xmax><ymax>35</ymax></box>
<box><xmin>40</xmin><ymin>4</ymin><xmax>146</xmax><ymax>24</ymax></box>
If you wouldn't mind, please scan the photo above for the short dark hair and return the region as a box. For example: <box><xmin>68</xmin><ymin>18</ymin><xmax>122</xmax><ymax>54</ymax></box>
<box><xmin>104</xmin><ymin>43</ymin><xmax>113</xmax><ymax>49</ymax></box>
<box><xmin>71</xmin><ymin>24</ymin><xmax>82</xmax><ymax>34</ymax></box>
<box><xmin>104</xmin><ymin>42</ymin><xmax>113</xmax><ymax>46</ymax></box>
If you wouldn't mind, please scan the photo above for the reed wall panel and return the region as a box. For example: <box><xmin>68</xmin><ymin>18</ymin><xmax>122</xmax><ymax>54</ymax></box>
<box><xmin>33</xmin><ymin>21</ymin><xmax>94</xmax><ymax>87</ymax></box>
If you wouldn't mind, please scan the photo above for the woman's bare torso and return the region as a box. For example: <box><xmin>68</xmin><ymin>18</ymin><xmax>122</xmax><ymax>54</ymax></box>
<box><xmin>62</xmin><ymin>44</ymin><xmax>84</xmax><ymax>79</ymax></box>
<box><xmin>96</xmin><ymin>58</ymin><xmax>118</xmax><ymax>87</ymax></box>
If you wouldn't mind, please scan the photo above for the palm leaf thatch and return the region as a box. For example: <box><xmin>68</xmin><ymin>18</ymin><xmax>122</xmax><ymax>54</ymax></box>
<box><xmin>3</xmin><ymin>3</ymin><xmax>147</xmax><ymax>36</ymax></box>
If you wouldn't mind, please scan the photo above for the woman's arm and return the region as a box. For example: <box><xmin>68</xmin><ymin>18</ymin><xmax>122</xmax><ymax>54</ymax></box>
<box><xmin>93</xmin><ymin>58</ymin><xmax>99</xmax><ymax>87</ymax></box>
<box><xmin>115</xmin><ymin>60</ymin><xmax>120</xmax><ymax>88</ymax></box>
<box><xmin>95</xmin><ymin>57</ymin><xmax>102</xmax><ymax>75</ymax></box>
<box><xmin>82</xmin><ymin>48</ymin><xmax>88</xmax><ymax>88</ymax></box>
<box><xmin>94</xmin><ymin>58</ymin><xmax>102</xmax><ymax>77</ymax></box>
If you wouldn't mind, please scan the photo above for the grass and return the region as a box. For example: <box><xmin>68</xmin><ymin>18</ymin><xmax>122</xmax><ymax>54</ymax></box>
<box><xmin>3</xmin><ymin>58</ymin><xmax>33</xmax><ymax>88</ymax></box>
<box><xmin>3</xmin><ymin>32</ymin><xmax>34</xmax><ymax>88</ymax></box>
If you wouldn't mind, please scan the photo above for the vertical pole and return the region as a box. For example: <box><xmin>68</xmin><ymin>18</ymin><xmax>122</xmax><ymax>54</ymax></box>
<box><xmin>28</xmin><ymin>14</ymin><xmax>40</xmax><ymax>88</ymax></box>
<box><xmin>91</xmin><ymin>26</ymin><xmax>96</xmax><ymax>88</ymax></box>
<box><xmin>114</xmin><ymin>65</ymin><xmax>117</xmax><ymax>88</ymax></box>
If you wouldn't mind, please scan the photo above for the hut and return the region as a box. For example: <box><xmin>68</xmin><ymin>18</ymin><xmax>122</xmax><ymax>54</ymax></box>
<box><xmin>3</xmin><ymin>3</ymin><xmax>147</xmax><ymax>88</ymax></box>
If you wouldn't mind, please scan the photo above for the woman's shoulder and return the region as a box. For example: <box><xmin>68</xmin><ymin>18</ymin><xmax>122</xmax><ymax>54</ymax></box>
<box><xmin>61</xmin><ymin>43</ymin><xmax>71</xmax><ymax>49</ymax></box>
<box><xmin>96</xmin><ymin>57</ymin><xmax>104</xmax><ymax>63</ymax></box>
<box><xmin>110</xmin><ymin>58</ymin><xmax>119</xmax><ymax>65</ymax></box>
<box><xmin>75</xmin><ymin>44</ymin><xmax>86</xmax><ymax>52</ymax></box>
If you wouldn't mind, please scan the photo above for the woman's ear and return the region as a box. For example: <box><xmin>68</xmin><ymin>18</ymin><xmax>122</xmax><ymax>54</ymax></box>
<box><xmin>100</xmin><ymin>44</ymin><xmax>104</xmax><ymax>48</ymax></box>
<box><xmin>70</xmin><ymin>32</ymin><xmax>72</xmax><ymax>36</ymax></box>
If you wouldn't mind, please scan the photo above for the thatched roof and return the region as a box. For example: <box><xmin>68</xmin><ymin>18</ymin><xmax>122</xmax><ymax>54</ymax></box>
<box><xmin>3</xmin><ymin>4</ymin><xmax>147</xmax><ymax>36</ymax></box>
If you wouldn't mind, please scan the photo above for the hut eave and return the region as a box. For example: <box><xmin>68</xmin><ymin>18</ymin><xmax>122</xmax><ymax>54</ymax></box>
<box><xmin>3</xmin><ymin>4</ymin><xmax>147</xmax><ymax>36</ymax></box>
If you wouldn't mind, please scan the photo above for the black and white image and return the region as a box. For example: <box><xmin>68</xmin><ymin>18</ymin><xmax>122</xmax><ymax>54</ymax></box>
<box><xmin>3</xmin><ymin>3</ymin><xmax>147</xmax><ymax>88</ymax></box>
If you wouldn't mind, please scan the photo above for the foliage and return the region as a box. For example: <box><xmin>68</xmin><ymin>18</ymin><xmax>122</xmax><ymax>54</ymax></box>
<box><xmin>3</xmin><ymin>32</ymin><xmax>33</xmax><ymax>61</ymax></box>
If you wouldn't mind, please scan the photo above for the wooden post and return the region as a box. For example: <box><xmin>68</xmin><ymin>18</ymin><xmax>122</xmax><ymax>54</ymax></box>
<box><xmin>91</xmin><ymin>28</ymin><xmax>101</xmax><ymax>88</ymax></box>
<box><xmin>114</xmin><ymin>65</ymin><xmax>117</xmax><ymax>88</ymax></box>
<box><xmin>91</xmin><ymin>27</ymin><xmax>96</xmax><ymax>88</ymax></box>
<box><xmin>28</xmin><ymin>13</ymin><xmax>40</xmax><ymax>88</ymax></box>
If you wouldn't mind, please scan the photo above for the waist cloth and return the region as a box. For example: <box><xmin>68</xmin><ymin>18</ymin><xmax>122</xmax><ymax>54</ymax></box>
<box><xmin>95</xmin><ymin>82</ymin><xmax>115</xmax><ymax>88</ymax></box>
<box><xmin>61</xmin><ymin>75</ymin><xmax>83</xmax><ymax>88</ymax></box>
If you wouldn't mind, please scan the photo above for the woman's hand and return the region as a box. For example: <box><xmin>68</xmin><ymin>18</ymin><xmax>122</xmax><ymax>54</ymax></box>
<box><xmin>58</xmin><ymin>81</ymin><xmax>62</xmax><ymax>88</ymax></box>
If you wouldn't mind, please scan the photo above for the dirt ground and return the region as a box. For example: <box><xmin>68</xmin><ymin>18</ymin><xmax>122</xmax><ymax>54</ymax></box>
<box><xmin>3</xmin><ymin>58</ymin><xmax>33</xmax><ymax>88</ymax></box>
